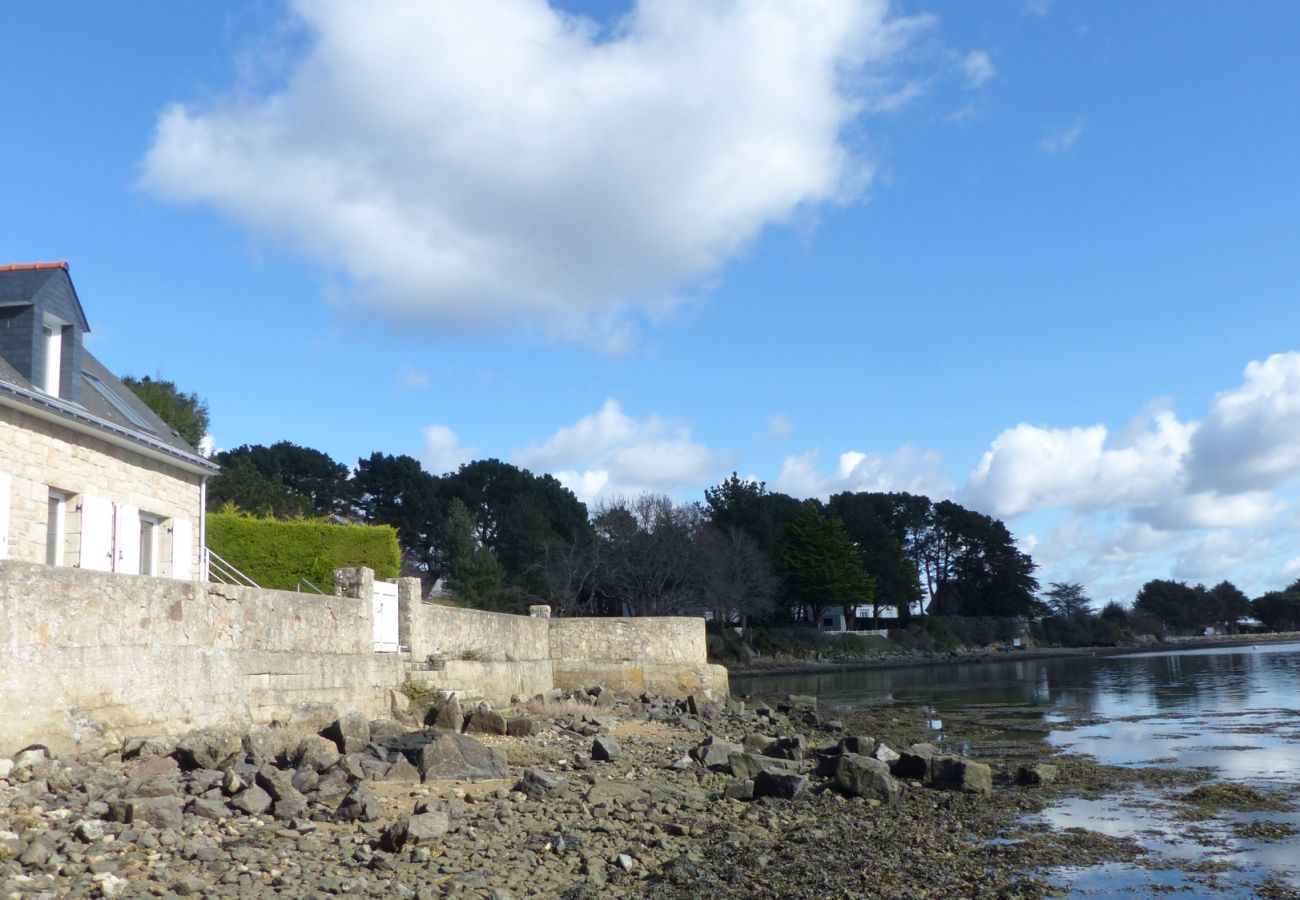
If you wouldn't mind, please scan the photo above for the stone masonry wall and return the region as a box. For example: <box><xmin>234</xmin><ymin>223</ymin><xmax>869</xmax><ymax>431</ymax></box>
<box><xmin>548</xmin><ymin>616</ymin><xmax>729</xmax><ymax>699</ymax></box>
<box><xmin>0</xmin><ymin>560</ymin><xmax>404</xmax><ymax>755</ymax></box>
<box><xmin>4</xmin><ymin>561</ymin><xmax>728</xmax><ymax>752</ymax></box>
<box><xmin>405</xmin><ymin>601</ymin><xmax>551</xmax><ymax>662</ymax></box>
<box><xmin>0</xmin><ymin>404</ymin><xmax>205</xmax><ymax>576</ymax></box>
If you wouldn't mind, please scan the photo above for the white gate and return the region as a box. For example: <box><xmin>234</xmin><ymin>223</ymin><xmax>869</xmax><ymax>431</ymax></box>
<box><xmin>372</xmin><ymin>581</ymin><xmax>400</xmax><ymax>652</ymax></box>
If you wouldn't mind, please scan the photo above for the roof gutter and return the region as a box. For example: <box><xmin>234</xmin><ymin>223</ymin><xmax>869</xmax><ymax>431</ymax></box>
<box><xmin>0</xmin><ymin>381</ymin><xmax>220</xmax><ymax>477</ymax></box>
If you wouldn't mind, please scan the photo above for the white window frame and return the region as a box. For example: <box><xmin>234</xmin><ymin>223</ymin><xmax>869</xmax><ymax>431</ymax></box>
<box><xmin>42</xmin><ymin>315</ymin><xmax>65</xmax><ymax>397</ymax></box>
<box><xmin>46</xmin><ymin>489</ymin><xmax>68</xmax><ymax>566</ymax></box>
<box><xmin>139</xmin><ymin>513</ymin><xmax>160</xmax><ymax>576</ymax></box>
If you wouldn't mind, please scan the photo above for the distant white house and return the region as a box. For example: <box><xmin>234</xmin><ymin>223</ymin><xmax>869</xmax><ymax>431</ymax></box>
<box><xmin>0</xmin><ymin>262</ymin><xmax>218</xmax><ymax>577</ymax></box>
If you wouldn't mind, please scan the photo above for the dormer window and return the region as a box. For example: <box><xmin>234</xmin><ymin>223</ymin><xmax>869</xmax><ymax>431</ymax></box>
<box><xmin>42</xmin><ymin>315</ymin><xmax>65</xmax><ymax>396</ymax></box>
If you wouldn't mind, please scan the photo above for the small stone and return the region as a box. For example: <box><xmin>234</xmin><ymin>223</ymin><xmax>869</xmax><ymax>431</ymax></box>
<box><xmin>616</xmin><ymin>853</ymin><xmax>636</xmax><ymax>872</ymax></box>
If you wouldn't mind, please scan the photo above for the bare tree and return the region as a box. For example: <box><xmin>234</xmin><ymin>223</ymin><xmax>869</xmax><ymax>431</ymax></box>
<box><xmin>695</xmin><ymin>524</ymin><xmax>778</xmax><ymax>631</ymax></box>
<box><xmin>531</xmin><ymin>531</ymin><xmax>601</xmax><ymax>617</ymax></box>
<box><xmin>593</xmin><ymin>494</ymin><xmax>702</xmax><ymax>616</ymax></box>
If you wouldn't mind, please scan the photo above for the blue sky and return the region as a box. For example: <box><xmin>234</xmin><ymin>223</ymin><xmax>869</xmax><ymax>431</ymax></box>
<box><xmin>5</xmin><ymin>1</ymin><xmax>1300</xmax><ymax>605</ymax></box>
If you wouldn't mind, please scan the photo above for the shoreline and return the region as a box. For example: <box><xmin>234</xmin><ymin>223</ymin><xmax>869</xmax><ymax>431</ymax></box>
<box><xmin>724</xmin><ymin>632</ymin><xmax>1300</xmax><ymax>679</ymax></box>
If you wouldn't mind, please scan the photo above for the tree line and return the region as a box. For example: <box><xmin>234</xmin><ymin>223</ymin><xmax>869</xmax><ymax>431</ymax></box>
<box><xmin>204</xmin><ymin>440</ymin><xmax>1043</xmax><ymax>623</ymax></box>
<box><xmin>121</xmin><ymin>378</ymin><xmax>1300</xmax><ymax>633</ymax></box>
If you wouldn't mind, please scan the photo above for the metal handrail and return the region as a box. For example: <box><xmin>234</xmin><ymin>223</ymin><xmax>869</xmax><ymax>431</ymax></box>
<box><xmin>296</xmin><ymin>578</ymin><xmax>326</xmax><ymax>595</ymax></box>
<box><xmin>203</xmin><ymin>547</ymin><xmax>260</xmax><ymax>588</ymax></box>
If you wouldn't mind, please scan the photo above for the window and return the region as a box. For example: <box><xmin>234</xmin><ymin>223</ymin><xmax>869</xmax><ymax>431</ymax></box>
<box><xmin>139</xmin><ymin>514</ymin><xmax>159</xmax><ymax>576</ymax></box>
<box><xmin>42</xmin><ymin>320</ymin><xmax>63</xmax><ymax>396</ymax></box>
<box><xmin>46</xmin><ymin>490</ymin><xmax>67</xmax><ymax>565</ymax></box>
<box><xmin>83</xmin><ymin>372</ymin><xmax>155</xmax><ymax>433</ymax></box>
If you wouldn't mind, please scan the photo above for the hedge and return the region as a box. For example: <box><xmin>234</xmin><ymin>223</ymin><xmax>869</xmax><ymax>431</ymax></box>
<box><xmin>206</xmin><ymin>512</ymin><xmax>401</xmax><ymax>591</ymax></box>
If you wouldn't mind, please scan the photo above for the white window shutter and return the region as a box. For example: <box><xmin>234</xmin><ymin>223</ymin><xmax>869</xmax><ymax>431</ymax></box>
<box><xmin>0</xmin><ymin>472</ymin><xmax>11</xmax><ymax>561</ymax></box>
<box><xmin>116</xmin><ymin>504</ymin><xmax>140</xmax><ymax>574</ymax></box>
<box><xmin>80</xmin><ymin>495</ymin><xmax>114</xmax><ymax>571</ymax></box>
<box><xmin>171</xmin><ymin>517</ymin><xmax>192</xmax><ymax>580</ymax></box>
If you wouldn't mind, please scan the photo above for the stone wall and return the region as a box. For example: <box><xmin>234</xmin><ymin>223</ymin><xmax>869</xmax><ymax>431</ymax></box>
<box><xmin>0</xmin><ymin>403</ymin><xmax>205</xmax><ymax>576</ymax></box>
<box><xmin>0</xmin><ymin>560</ymin><xmax>404</xmax><ymax>755</ymax></box>
<box><xmin>3</xmin><ymin>561</ymin><xmax>729</xmax><ymax>753</ymax></box>
<box><xmin>402</xmin><ymin>599</ymin><xmax>728</xmax><ymax>704</ymax></box>
<box><xmin>549</xmin><ymin>616</ymin><xmax>728</xmax><ymax>698</ymax></box>
<box><xmin>406</xmin><ymin>601</ymin><xmax>550</xmax><ymax>663</ymax></box>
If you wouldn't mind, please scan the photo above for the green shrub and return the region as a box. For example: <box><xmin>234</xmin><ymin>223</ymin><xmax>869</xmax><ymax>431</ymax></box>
<box><xmin>206</xmin><ymin>511</ymin><xmax>400</xmax><ymax>591</ymax></box>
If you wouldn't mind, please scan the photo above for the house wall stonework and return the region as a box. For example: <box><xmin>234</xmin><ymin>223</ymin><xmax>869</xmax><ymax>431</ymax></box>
<box><xmin>0</xmin><ymin>403</ymin><xmax>205</xmax><ymax>575</ymax></box>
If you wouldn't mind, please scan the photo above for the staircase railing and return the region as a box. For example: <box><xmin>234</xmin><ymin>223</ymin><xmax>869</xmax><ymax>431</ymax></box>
<box><xmin>203</xmin><ymin>547</ymin><xmax>260</xmax><ymax>588</ymax></box>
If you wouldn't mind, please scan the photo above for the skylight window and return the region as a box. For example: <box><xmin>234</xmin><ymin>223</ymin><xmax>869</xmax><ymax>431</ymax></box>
<box><xmin>82</xmin><ymin>372</ymin><xmax>155</xmax><ymax>433</ymax></box>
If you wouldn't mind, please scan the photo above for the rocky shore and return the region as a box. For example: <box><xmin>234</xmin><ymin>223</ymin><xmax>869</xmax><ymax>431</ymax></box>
<box><xmin>0</xmin><ymin>689</ymin><xmax>1173</xmax><ymax>899</ymax></box>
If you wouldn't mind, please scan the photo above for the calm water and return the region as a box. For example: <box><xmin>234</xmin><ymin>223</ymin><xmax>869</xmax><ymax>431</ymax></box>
<box><xmin>732</xmin><ymin>642</ymin><xmax>1300</xmax><ymax>896</ymax></box>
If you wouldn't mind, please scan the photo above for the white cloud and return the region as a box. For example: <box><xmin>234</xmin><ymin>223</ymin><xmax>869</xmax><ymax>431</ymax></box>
<box><xmin>513</xmin><ymin>398</ymin><xmax>717</xmax><ymax>503</ymax></box>
<box><xmin>964</xmin><ymin>406</ymin><xmax>1195</xmax><ymax>519</ymax></box>
<box><xmin>393</xmin><ymin>364</ymin><xmax>428</xmax><ymax>391</ymax></box>
<box><xmin>141</xmin><ymin>0</ymin><xmax>934</xmax><ymax>348</ymax></box>
<box><xmin>1186</xmin><ymin>351</ymin><xmax>1300</xmax><ymax>493</ymax></box>
<box><xmin>959</xmin><ymin>50</ymin><xmax>995</xmax><ymax>88</ymax></box>
<box><xmin>421</xmin><ymin>424</ymin><xmax>477</xmax><ymax>475</ymax></box>
<box><xmin>1039</xmin><ymin>118</ymin><xmax>1084</xmax><ymax>153</ymax></box>
<box><xmin>773</xmin><ymin>444</ymin><xmax>953</xmax><ymax>499</ymax></box>
<box><xmin>1022</xmin><ymin>0</ymin><xmax>1052</xmax><ymax>16</ymax></box>
<box><xmin>757</xmin><ymin>412</ymin><xmax>795</xmax><ymax>443</ymax></box>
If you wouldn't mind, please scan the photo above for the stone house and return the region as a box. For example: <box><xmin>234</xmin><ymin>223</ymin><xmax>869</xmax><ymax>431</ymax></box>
<box><xmin>0</xmin><ymin>262</ymin><xmax>217</xmax><ymax>578</ymax></box>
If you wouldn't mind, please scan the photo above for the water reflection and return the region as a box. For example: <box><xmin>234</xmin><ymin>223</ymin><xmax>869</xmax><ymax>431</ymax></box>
<box><xmin>733</xmin><ymin>642</ymin><xmax>1300</xmax><ymax>894</ymax></box>
<box><xmin>731</xmin><ymin>641</ymin><xmax>1300</xmax><ymax>747</ymax></box>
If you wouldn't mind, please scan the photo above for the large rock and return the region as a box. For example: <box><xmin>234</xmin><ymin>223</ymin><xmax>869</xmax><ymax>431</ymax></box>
<box><xmin>127</xmin><ymin>796</ymin><xmax>185</xmax><ymax>830</ymax></box>
<box><xmin>122</xmin><ymin>736</ymin><xmax>175</xmax><ymax>760</ymax></box>
<box><xmin>930</xmin><ymin>755</ymin><xmax>993</xmax><ymax>795</ymax></box>
<box><xmin>429</xmin><ymin>695</ymin><xmax>463</xmax><ymax>732</ymax></box>
<box><xmin>322</xmin><ymin>713</ymin><xmax>372</xmax><ymax>754</ymax></box>
<box><xmin>243</xmin><ymin>727</ymin><xmax>290</xmax><ymax>766</ymax></box>
<box><xmin>763</xmin><ymin>735</ymin><xmax>808</xmax><ymax>761</ymax></box>
<box><xmin>380</xmin><ymin>810</ymin><xmax>453</xmax><ymax>851</ymax></box>
<box><xmin>893</xmin><ymin>743</ymin><xmax>938</xmax><ymax>780</ymax></box>
<box><xmin>1016</xmin><ymin>763</ymin><xmax>1059</xmax><ymax>786</ymax></box>
<box><xmin>833</xmin><ymin>754</ymin><xmax>902</xmax><ymax>805</ymax></box>
<box><xmin>463</xmin><ymin>710</ymin><xmax>507</xmax><ymax>736</ymax></box>
<box><xmin>690</xmin><ymin>737</ymin><xmax>743</xmax><ymax>771</ymax></box>
<box><xmin>515</xmin><ymin>768</ymin><xmax>568</xmax><ymax>800</ymax></box>
<box><xmin>384</xmin><ymin>757</ymin><xmax>422</xmax><ymax>784</ymax></box>
<box><xmin>753</xmin><ymin>771</ymin><xmax>807</xmax><ymax>800</ymax></box>
<box><xmin>174</xmin><ymin>729</ymin><xmax>243</xmax><ymax>771</ymax></box>
<box><xmin>335</xmin><ymin>785</ymin><xmax>383</xmax><ymax>822</ymax></box>
<box><xmin>230</xmin><ymin>785</ymin><xmax>273</xmax><ymax>816</ymax></box>
<box><xmin>416</xmin><ymin>732</ymin><xmax>508</xmax><ymax>782</ymax></box>
<box><xmin>591</xmin><ymin>735</ymin><xmax>622</xmax><ymax>761</ymax></box>
<box><xmin>294</xmin><ymin>736</ymin><xmax>342</xmax><ymax>772</ymax></box>
<box><xmin>506</xmin><ymin>717</ymin><xmax>538</xmax><ymax>738</ymax></box>
<box><xmin>727</xmin><ymin>752</ymin><xmax>801</xmax><ymax>781</ymax></box>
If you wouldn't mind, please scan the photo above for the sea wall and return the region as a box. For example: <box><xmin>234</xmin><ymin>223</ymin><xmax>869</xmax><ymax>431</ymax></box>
<box><xmin>0</xmin><ymin>559</ymin><xmax>404</xmax><ymax>754</ymax></box>
<box><xmin>2</xmin><ymin>560</ymin><xmax>728</xmax><ymax>753</ymax></box>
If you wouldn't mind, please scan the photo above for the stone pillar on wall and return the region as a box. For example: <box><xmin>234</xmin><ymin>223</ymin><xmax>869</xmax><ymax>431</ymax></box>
<box><xmin>397</xmin><ymin>577</ymin><xmax>421</xmax><ymax>654</ymax></box>
<box><xmin>333</xmin><ymin>567</ymin><xmax>374</xmax><ymax>601</ymax></box>
<box><xmin>528</xmin><ymin>605</ymin><xmax>551</xmax><ymax>619</ymax></box>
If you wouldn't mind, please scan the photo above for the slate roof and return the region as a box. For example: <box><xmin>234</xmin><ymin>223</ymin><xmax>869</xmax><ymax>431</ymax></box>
<box><xmin>0</xmin><ymin>262</ymin><xmax>89</xmax><ymax>329</ymax></box>
<box><xmin>0</xmin><ymin>264</ymin><xmax>217</xmax><ymax>472</ymax></box>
